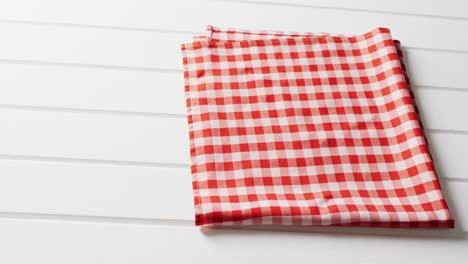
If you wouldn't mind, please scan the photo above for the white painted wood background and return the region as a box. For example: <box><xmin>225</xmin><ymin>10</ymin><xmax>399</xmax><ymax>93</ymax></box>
<box><xmin>0</xmin><ymin>0</ymin><xmax>467</xmax><ymax>263</ymax></box>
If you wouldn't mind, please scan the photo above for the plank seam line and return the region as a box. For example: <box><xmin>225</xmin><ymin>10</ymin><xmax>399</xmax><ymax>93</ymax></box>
<box><xmin>415</xmin><ymin>86</ymin><xmax>468</xmax><ymax>93</ymax></box>
<box><xmin>0</xmin><ymin>154</ymin><xmax>190</xmax><ymax>168</ymax></box>
<box><xmin>220</xmin><ymin>0</ymin><xmax>468</xmax><ymax>21</ymax></box>
<box><xmin>0</xmin><ymin>154</ymin><xmax>467</xmax><ymax>183</ymax></box>
<box><xmin>442</xmin><ymin>177</ymin><xmax>468</xmax><ymax>183</ymax></box>
<box><xmin>428</xmin><ymin>129</ymin><xmax>468</xmax><ymax>135</ymax></box>
<box><xmin>403</xmin><ymin>46</ymin><xmax>468</xmax><ymax>55</ymax></box>
<box><xmin>0</xmin><ymin>104</ymin><xmax>186</xmax><ymax>119</ymax></box>
<box><xmin>0</xmin><ymin>18</ymin><xmax>200</xmax><ymax>35</ymax></box>
<box><xmin>0</xmin><ymin>58</ymin><xmax>182</xmax><ymax>73</ymax></box>
<box><xmin>0</xmin><ymin>211</ymin><xmax>193</xmax><ymax>227</ymax></box>
<box><xmin>0</xmin><ymin>18</ymin><xmax>468</xmax><ymax>54</ymax></box>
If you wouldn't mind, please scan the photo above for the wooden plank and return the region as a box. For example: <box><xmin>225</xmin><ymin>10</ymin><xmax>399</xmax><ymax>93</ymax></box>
<box><xmin>0</xmin><ymin>108</ymin><xmax>467</xmax><ymax>179</ymax></box>
<box><xmin>0</xmin><ymin>23</ymin><xmax>466</xmax><ymax>90</ymax></box>
<box><xmin>402</xmin><ymin>49</ymin><xmax>467</xmax><ymax>89</ymax></box>
<box><xmin>0</xmin><ymin>64</ymin><xmax>186</xmax><ymax>115</ymax></box>
<box><xmin>230</xmin><ymin>0</ymin><xmax>468</xmax><ymax>19</ymax></box>
<box><xmin>0</xmin><ymin>23</ymin><xmax>188</xmax><ymax>70</ymax></box>
<box><xmin>440</xmin><ymin>181</ymin><xmax>468</xmax><ymax>232</ymax></box>
<box><xmin>0</xmin><ymin>108</ymin><xmax>191</xmax><ymax>165</ymax></box>
<box><xmin>413</xmin><ymin>88</ymin><xmax>468</xmax><ymax>132</ymax></box>
<box><xmin>0</xmin><ymin>159</ymin><xmax>193</xmax><ymax>220</ymax></box>
<box><xmin>0</xmin><ymin>218</ymin><xmax>467</xmax><ymax>264</ymax></box>
<box><xmin>1</xmin><ymin>63</ymin><xmax>467</xmax><ymax>130</ymax></box>
<box><xmin>0</xmin><ymin>158</ymin><xmax>466</xmax><ymax>231</ymax></box>
<box><xmin>427</xmin><ymin>132</ymin><xmax>468</xmax><ymax>181</ymax></box>
<box><xmin>0</xmin><ymin>0</ymin><xmax>466</xmax><ymax>51</ymax></box>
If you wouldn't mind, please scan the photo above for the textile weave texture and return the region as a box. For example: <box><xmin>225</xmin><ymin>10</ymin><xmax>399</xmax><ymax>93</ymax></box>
<box><xmin>181</xmin><ymin>25</ymin><xmax>454</xmax><ymax>228</ymax></box>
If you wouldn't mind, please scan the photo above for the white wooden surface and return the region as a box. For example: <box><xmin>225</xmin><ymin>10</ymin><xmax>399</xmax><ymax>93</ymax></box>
<box><xmin>0</xmin><ymin>0</ymin><xmax>467</xmax><ymax>263</ymax></box>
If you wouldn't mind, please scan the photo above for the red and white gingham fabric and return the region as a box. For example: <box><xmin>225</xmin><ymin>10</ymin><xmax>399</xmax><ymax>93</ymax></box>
<box><xmin>181</xmin><ymin>25</ymin><xmax>454</xmax><ymax>228</ymax></box>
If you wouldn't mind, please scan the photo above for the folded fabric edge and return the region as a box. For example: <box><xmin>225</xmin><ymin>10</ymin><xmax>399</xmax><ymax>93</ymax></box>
<box><xmin>181</xmin><ymin>26</ymin><xmax>394</xmax><ymax>51</ymax></box>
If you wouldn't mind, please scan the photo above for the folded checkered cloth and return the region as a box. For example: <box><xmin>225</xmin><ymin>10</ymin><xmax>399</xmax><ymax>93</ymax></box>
<box><xmin>181</xmin><ymin>25</ymin><xmax>454</xmax><ymax>228</ymax></box>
